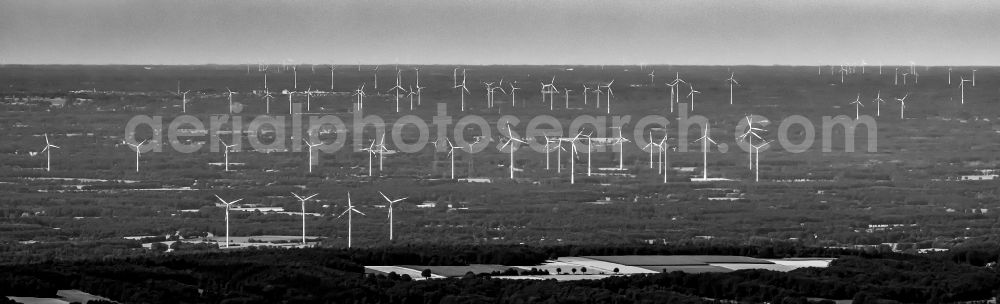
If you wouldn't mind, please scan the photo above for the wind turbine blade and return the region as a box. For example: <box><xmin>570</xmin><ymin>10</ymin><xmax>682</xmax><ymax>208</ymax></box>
<box><xmin>500</xmin><ymin>140</ymin><xmax>511</xmax><ymax>150</ymax></box>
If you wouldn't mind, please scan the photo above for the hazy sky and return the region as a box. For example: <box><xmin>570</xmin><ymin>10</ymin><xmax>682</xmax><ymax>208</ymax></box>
<box><xmin>1</xmin><ymin>0</ymin><xmax>997</xmax><ymax>65</ymax></box>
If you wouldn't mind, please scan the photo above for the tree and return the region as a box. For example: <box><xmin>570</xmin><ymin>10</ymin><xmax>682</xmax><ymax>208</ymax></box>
<box><xmin>851</xmin><ymin>291</ymin><xmax>872</xmax><ymax>304</ymax></box>
<box><xmin>580</xmin><ymin>267</ymin><xmax>587</xmax><ymax>274</ymax></box>
<box><xmin>571</xmin><ymin>268</ymin><xmax>577</xmax><ymax>274</ymax></box>
<box><xmin>150</xmin><ymin>242</ymin><xmax>168</xmax><ymax>252</ymax></box>
<box><xmin>421</xmin><ymin>269</ymin><xmax>432</xmax><ymax>279</ymax></box>
<box><xmin>556</xmin><ymin>267</ymin><xmax>562</xmax><ymax>274</ymax></box>
<box><xmin>613</xmin><ymin>267</ymin><xmax>620</xmax><ymax>274</ymax></box>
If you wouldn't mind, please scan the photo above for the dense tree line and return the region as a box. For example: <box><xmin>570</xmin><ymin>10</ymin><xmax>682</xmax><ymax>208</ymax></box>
<box><xmin>1</xmin><ymin>244</ymin><xmax>998</xmax><ymax>303</ymax></box>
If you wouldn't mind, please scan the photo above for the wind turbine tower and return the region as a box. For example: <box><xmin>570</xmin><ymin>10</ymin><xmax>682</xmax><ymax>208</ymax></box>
<box><xmin>214</xmin><ymin>195</ymin><xmax>243</xmax><ymax>248</ymax></box>
<box><xmin>291</xmin><ymin>193</ymin><xmax>318</xmax><ymax>245</ymax></box>
<box><xmin>379</xmin><ymin>192</ymin><xmax>407</xmax><ymax>241</ymax></box>
<box><xmin>338</xmin><ymin>193</ymin><xmax>366</xmax><ymax>248</ymax></box>
<box><xmin>41</xmin><ymin>134</ymin><xmax>59</xmax><ymax>172</ymax></box>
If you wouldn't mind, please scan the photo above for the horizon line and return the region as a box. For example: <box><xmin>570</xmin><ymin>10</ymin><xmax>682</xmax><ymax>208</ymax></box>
<box><xmin>1</xmin><ymin>63</ymin><xmax>995</xmax><ymax>68</ymax></box>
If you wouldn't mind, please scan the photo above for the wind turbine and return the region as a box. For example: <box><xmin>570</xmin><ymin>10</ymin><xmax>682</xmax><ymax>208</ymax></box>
<box><xmin>214</xmin><ymin>195</ymin><xmax>243</xmax><ymax>248</ymax></box>
<box><xmin>361</xmin><ymin>138</ymin><xmax>377</xmax><ymax>176</ymax></box>
<box><xmin>602</xmin><ymin>80</ymin><xmax>615</xmax><ymax>114</ymax></box>
<box><xmin>261</xmin><ymin>92</ymin><xmax>274</xmax><ymax>114</ymax></box>
<box><xmin>737</xmin><ymin>115</ymin><xmax>765</xmax><ymax>170</ymax></box>
<box><xmin>179</xmin><ymin>90</ymin><xmax>192</xmax><ymax>113</ymax></box>
<box><xmin>895</xmin><ymin>93</ymin><xmax>909</xmax><ymax>119</ymax></box>
<box><xmin>453</xmin><ymin>69</ymin><xmax>470</xmax><ymax>111</ymax></box>
<box><xmin>555</xmin><ymin>135</ymin><xmax>566</xmax><ymax>173</ymax></box>
<box><xmin>303</xmin><ymin>139</ymin><xmax>322</xmax><ymax>173</ymax></box>
<box><xmin>563</xmin><ymin>88</ymin><xmax>573</xmax><ymax>109</ymax></box>
<box><xmin>387</xmin><ymin>70</ymin><xmax>405</xmax><ymax>112</ymax></box>
<box><xmin>540</xmin><ymin>76</ymin><xmax>556</xmax><ymax>105</ymax></box>
<box><xmin>338</xmin><ymin>193</ymin><xmax>366</xmax><ymax>248</ymax></box>
<box><xmin>960</xmin><ymin>77</ymin><xmax>970</xmax><ymax>104</ymax></box>
<box><xmin>291</xmin><ymin>192</ymin><xmax>318</xmax><ymax>245</ymax></box>
<box><xmin>648</xmin><ymin>70</ymin><xmax>655</xmax><ymax>87</ymax></box>
<box><xmin>582</xmin><ymin>85</ymin><xmax>590</xmax><ymax>105</ymax></box>
<box><xmin>509</xmin><ymin>81</ymin><xmax>520</xmax><ymax>107</ymax></box>
<box><xmin>611</xmin><ymin>126</ymin><xmax>629</xmax><ymax>170</ymax></box>
<box><xmin>546</xmin><ymin>82</ymin><xmax>560</xmax><ymax>111</ymax></box>
<box><xmin>353</xmin><ymin>84</ymin><xmax>367</xmax><ymax>111</ymax></box>
<box><xmin>124</xmin><ymin>139</ymin><xmax>147</xmax><ymax>172</ymax></box>
<box><xmin>972</xmin><ymin>69</ymin><xmax>977</xmax><ymax>86</ymax></box>
<box><xmin>658</xmin><ymin>135</ymin><xmax>670</xmax><ymax>183</ymax></box>
<box><xmin>751</xmin><ymin>140</ymin><xmax>772</xmax><ymax>182</ymax></box>
<box><xmin>849</xmin><ymin>93</ymin><xmax>864</xmax><ymax>120</ymax></box>
<box><xmin>40</xmin><ymin>133</ymin><xmax>59</xmax><ymax>172</ymax></box>
<box><xmin>726</xmin><ymin>73</ymin><xmax>739</xmax><ymax>105</ymax></box>
<box><xmin>665</xmin><ymin>81</ymin><xmax>677</xmax><ymax>113</ymax></box>
<box><xmin>445</xmin><ymin>138</ymin><xmax>462</xmax><ymax>179</ymax></box>
<box><xmin>585</xmin><ymin>132</ymin><xmax>595</xmax><ymax>177</ymax></box>
<box><xmin>293</xmin><ymin>66</ymin><xmax>298</xmax><ymax>89</ymax></box>
<box><xmin>642</xmin><ymin>131</ymin><xmax>657</xmax><ymax>169</ymax></box>
<box><xmin>287</xmin><ymin>91</ymin><xmax>295</xmax><ymax>114</ymax></box>
<box><xmin>218</xmin><ymin>136</ymin><xmax>236</xmax><ymax>171</ymax></box>
<box><xmin>414</xmin><ymin>68</ymin><xmax>422</xmax><ymax>97</ymax></box>
<box><xmin>305</xmin><ymin>87</ymin><xmax>315</xmax><ymax>111</ymax></box>
<box><xmin>873</xmin><ymin>90</ymin><xmax>885</xmax><ymax>117</ymax></box>
<box><xmin>379</xmin><ymin>191</ymin><xmax>406</xmax><ymax>241</ymax></box>
<box><xmin>686</xmin><ymin>83</ymin><xmax>700</xmax><ymax>111</ymax></box>
<box><xmin>415</xmin><ymin>83</ymin><xmax>426</xmax><ymax>107</ymax></box>
<box><xmin>373</xmin><ymin>65</ymin><xmax>379</xmax><ymax>90</ymax></box>
<box><xmin>499</xmin><ymin>122</ymin><xmax>527</xmax><ymax>179</ymax></box>
<box><xmin>565</xmin><ymin>131</ymin><xmax>584</xmax><ymax>184</ymax></box>
<box><xmin>693</xmin><ymin>123</ymin><xmax>717</xmax><ymax>180</ymax></box>
<box><xmin>225</xmin><ymin>88</ymin><xmax>237</xmax><ymax>114</ymax></box>
<box><xmin>376</xmin><ymin>132</ymin><xmax>389</xmax><ymax>172</ymax></box>
<box><xmin>543</xmin><ymin>136</ymin><xmax>561</xmax><ymax>170</ymax></box>
<box><xmin>673</xmin><ymin>72</ymin><xmax>686</xmax><ymax>88</ymax></box>
<box><xmin>482</xmin><ymin>81</ymin><xmax>495</xmax><ymax>108</ymax></box>
<box><xmin>406</xmin><ymin>86</ymin><xmax>417</xmax><ymax>110</ymax></box>
<box><xmin>593</xmin><ymin>86</ymin><xmax>603</xmax><ymax>109</ymax></box>
<box><xmin>894</xmin><ymin>68</ymin><xmax>898</xmax><ymax>85</ymax></box>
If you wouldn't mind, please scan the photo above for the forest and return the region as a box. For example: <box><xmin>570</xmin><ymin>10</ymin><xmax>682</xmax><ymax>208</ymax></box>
<box><xmin>2</xmin><ymin>243</ymin><xmax>1000</xmax><ymax>304</ymax></box>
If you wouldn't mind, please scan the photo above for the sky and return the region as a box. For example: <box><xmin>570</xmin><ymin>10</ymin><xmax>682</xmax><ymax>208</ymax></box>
<box><xmin>0</xmin><ymin>0</ymin><xmax>997</xmax><ymax>65</ymax></box>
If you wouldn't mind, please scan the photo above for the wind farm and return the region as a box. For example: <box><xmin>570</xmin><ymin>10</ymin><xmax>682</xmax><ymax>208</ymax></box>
<box><xmin>2</xmin><ymin>1</ymin><xmax>1000</xmax><ymax>302</ymax></box>
<box><xmin>2</xmin><ymin>64</ymin><xmax>997</xmax><ymax>251</ymax></box>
